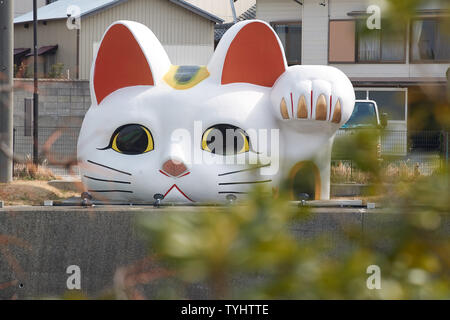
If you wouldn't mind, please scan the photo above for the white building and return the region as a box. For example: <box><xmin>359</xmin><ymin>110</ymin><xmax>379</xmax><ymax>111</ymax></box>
<box><xmin>256</xmin><ymin>0</ymin><xmax>450</xmax><ymax>134</ymax></box>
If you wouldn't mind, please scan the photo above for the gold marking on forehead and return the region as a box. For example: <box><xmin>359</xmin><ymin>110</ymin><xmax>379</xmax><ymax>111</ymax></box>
<box><xmin>163</xmin><ymin>65</ymin><xmax>210</xmax><ymax>90</ymax></box>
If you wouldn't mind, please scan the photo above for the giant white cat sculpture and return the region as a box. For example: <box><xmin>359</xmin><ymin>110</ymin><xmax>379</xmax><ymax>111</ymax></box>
<box><xmin>77</xmin><ymin>20</ymin><xmax>355</xmax><ymax>203</ymax></box>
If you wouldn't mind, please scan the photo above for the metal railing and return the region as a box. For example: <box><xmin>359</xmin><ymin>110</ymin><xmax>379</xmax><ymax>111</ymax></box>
<box><xmin>332</xmin><ymin>130</ymin><xmax>448</xmax><ymax>183</ymax></box>
<box><xmin>13</xmin><ymin>126</ymin><xmax>80</xmax><ymax>177</ymax></box>
<box><xmin>334</xmin><ymin>129</ymin><xmax>447</xmax><ymax>156</ymax></box>
<box><xmin>13</xmin><ymin>126</ymin><xmax>80</xmax><ymax>161</ymax></box>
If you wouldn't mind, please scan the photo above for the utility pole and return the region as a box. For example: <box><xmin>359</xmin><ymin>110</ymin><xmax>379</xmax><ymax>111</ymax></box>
<box><xmin>0</xmin><ymin>0</ymin><xmax>13</xmax><ymax>183</ymax></box>
<box><xmin>229</xmin><ymin>0</ymin><xmax>237</xmax><ymax>23</ymax></box>
<box><xmin>33</xmin><ymin>0</ymin><xmax>39</xmax><ymax>165</ymax></box>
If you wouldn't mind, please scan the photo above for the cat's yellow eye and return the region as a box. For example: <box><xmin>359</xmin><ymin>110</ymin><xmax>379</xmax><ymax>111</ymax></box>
<box><xmin>201</xmin><ymin>124</ymin><xmax>250</xmax><ymax>155</ymax></box>
<box><xmin>238</xmin><ymin>131</ymin><xmax>250</xmax><ymax>153</ymax></box>
<box><xmin>110</xmin><ymin>124</ymin><xmax>154</xmax><ymax>155</ymax></box>
<box><xmin>201</xmin><ymin>128</ymin><xmax>214</xmax><ymax>152</ymax></box>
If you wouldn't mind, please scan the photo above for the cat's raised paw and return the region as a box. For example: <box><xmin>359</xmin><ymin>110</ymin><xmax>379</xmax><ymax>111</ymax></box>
<box><xmin>271</xmin><ymin>65</ymin><xmax>355</xmax><ymax>130</ymax></box>
<box><xmin>278</xmin><ymin>91</ymin><xmax>342</xmax><ymax>123</ymax></box>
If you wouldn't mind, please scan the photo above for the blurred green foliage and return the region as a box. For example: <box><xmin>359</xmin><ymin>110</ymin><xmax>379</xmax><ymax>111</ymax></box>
<box><xmin>136</xmin><ymin>170</ymin><xmax>448</xmax><ymax>299</ymax></box>
<box><xmin>61</xmin><ymin>0</ymin><xmax>449</xmax><ymax>300</ymax></box>
<box><xmin>47</xmin><ymin>63</ymin><xmax>65</xmax><ymax>79</ymax></box>
<box><xmin>131</xmin><ymin>0</ymin><xmax>450</xmax><ymax>299</ymax></box>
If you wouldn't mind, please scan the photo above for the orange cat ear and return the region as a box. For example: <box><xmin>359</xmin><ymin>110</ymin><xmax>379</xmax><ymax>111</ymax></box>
<box><xmin>208</xmin><ymin>20</ymin><xmax>287</xmax><ymax>87</ymax></box>
<box><xmin>92</xmin><ymin>21</ymin><xmax>170</xmax><ymax>105</ymax></box>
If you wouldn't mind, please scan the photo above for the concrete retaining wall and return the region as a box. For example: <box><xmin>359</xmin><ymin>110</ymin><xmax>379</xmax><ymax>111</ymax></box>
<box><xmin>0</xmin><ymin>207</ymin><xmax>448</xmax><ymax>299</ymax></box>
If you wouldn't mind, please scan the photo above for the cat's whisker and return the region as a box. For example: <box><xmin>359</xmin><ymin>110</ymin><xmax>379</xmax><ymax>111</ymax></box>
<box><xmin>84</xmin><ymin>175</ymin><xmax>131</xmax><ymax>184</ymax></box>
<box><xmin>88</xmin><ymin>190</ymin><xmax>133</xmax><ymax>193</ymax></box>
<box><xmin>87</xmin><ymin>160</ymin><xmax>132</xmax><ymax>176</ymax></box>
<box><xmin>218</xmin><ymin>191</ymin><xmax>248</xmax><ymax>194</ymax></box>
<box><xmin>218</xmin><ymin>180</ymin><xmax>272</xmax><ymax>186</ymax></box>
<box><xmin>218</xmin><ymin>163</ymin><xmax>271</xmax><ymax>177</ymax></box>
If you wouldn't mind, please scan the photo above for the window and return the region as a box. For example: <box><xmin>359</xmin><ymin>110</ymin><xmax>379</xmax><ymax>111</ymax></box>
<box><xmin>355</xmin><ymin>90</ymin><xmax>367</xmax><ymax>100</ymax></box>
<box><xmin>356</xmin><ymin>20</ymin><xmax>406</xmax><ymax>63</ymax></box>
<box><xmin>410</xmin><ymin>18</ymin><xmax>450</xmax><ymax>62</ymax></box>
<box><xmin>272</xmin><ymin>22</ymin><xmax>301</xmax><ymax>65</ymax></box>
<box><xmin>43</xmin><ymin>53</ymin><xmax>56</xmax><ymax>76</ymax></box>
<box><xmin>23</xmin><ymin>45</ymin><xmax>58</xmax><ymax>78</ymax></box>
<box><xmin>355</xmin><ymin>89</ymin><xmax>407</xmax><ymax>121</ymax></box>
<box><xmin>369</xmin><ymin>90</ymin><xmax>406</xmax><ymax>121</ymax></box>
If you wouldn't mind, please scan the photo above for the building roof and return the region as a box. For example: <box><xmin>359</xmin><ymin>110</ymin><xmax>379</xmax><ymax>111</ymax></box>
<box><xmin>214</xmin><ymin>4</ymin><xmax>256</xmax><ymax>42</ymax></box>
<box><xmin>14</xmin><ymin>0</ymin><xmax>223</xmax><ymax>24</ymax></box>
<box><xmin>14</xmin><ymin>48</ymin><xmax>31</xmax><ymax>56</ymax></box>
<box><xmin>238</xmin><ymin>3</ymin><xmax>256</xmax><ymax>21</ymax></box>
<box><xmin>25</xmin><ymin>45</ymin><xmax>59</xmax><ymax>57</ymax></box>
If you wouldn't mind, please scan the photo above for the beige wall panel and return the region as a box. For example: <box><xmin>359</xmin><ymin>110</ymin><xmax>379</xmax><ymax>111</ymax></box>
<box><xmin>256</xmin><ymin>0</ymin><xmax>302</xmax><ymax>22</ymax></box>
<box><xmin>79</xmin><ymin>0</ymin><xmax>214</xmax><ymax>79</ymax></box>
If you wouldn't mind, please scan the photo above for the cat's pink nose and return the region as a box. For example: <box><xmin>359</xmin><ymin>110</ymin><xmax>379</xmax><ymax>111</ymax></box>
<box><xmin>162</xmin><ymin>159</ymin><xmax>187</xmax><ymax>177</ymax></box>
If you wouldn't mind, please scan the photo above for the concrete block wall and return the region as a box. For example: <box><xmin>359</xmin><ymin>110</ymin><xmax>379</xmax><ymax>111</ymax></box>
<box><xmin>13</xmin><ymin>79</ymin><xmax>91</xmax><ymax>128</ymax></box>
<box><xmin>12</xmin><ymin>79</ymin><xmax>91</xmax><ymax>161</ymax></box>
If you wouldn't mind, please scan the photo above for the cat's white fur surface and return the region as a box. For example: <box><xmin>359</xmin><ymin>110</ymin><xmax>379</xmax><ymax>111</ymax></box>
<box><xmin>77</xmin><ymin>20</ymin><xmax>355</xmax><ymax>203</ymax></box>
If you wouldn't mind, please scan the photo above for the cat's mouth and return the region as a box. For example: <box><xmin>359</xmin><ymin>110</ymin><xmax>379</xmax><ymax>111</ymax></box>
<box><xmin>163</xmin><ymin>184</ymin><xmax>195</xmax><ymax>202</ymax></box>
